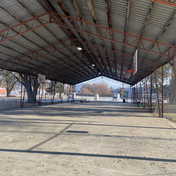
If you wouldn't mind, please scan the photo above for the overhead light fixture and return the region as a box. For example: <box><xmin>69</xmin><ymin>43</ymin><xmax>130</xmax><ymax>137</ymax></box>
<box><xmin>77</xmin><ymin>47</ymin><xmax>82</xmax><ymax>50</ymax></box>
<box><xmin>92</xmin><ymin>64</ymin><xmax>95</xmax><ymax>67</ymax></box>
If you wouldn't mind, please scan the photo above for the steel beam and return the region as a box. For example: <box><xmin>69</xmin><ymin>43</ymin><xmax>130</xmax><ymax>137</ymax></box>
<box><xmin>148</xmin><ymin>0</ymin><xmax>176</xmax><ymax>7</ymax></box>
<box><xmin>173</xmin><ymin>57</ymin><xmax>176</xmax><ymax>87</ymax></box>
<box><xmin>72</xmin><ymin>38</ymin><xmax>160</xmax><ymax>66</ymax></box>
<box><xmin>1</xmin><ymin>11</ymin><xmax>174</xmax><ymax>58</ymax></box>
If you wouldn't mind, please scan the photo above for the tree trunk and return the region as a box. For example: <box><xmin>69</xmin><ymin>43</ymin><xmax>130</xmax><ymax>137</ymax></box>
<box><xmin>26</xmin><ymin>79</ymin><xmax>39</xmax><ymax>104</ymax></box>
<box><xmin>6</xmin><ymin>88</ymin><xmax>11</xmax><ymax>97</ymax></box>
<box><xmin>26</xmin><ymin>88</ymin><xmax>37</xmax><ymax>103</ymax></box>
<box><xmin>16</xmin><ymin>74</ymin><xmax>39</xmax><ymax>104</ymax></box>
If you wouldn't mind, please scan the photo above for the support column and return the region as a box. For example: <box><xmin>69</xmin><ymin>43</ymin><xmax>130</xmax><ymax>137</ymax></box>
<box><xmin>150</xmin><ymin>75</ymin><xmax>153</xmax><ymax>112</ymax></box>
<box><xmin>154</xmin><ymin>71</ymin><xmax>161</xmax><ymax>117</ymax></box>
<box><xmin>173</xmin><ymin>57</ymin><xmax>176</xmax><ymax>88</ymax></box>
<box><xmin>144</xmin><ymin>81</ymin><xmax>146</xmax><ymax>109</ymax></box>
<box><xmin>161</xmin><ymin>66</ymin><xmax>164</xmax><ymax>117</ymax></box>
<box><xmin>20</xmin><ymin>77</ymin><xmax>25</xmax><ymax>108</ymax></box>
<box><xmin>140</xmin><ymin>82</ymin><xmax>143</xmax><ymax>107</ymax></box>
<box><xmin>20</xmin><ymin>80</ymin><xmax>23</xmax><ymax>108</ymax></box>
<box><xmin>146</xmin><ymin>79</ymin><xmax>150</xmax><ymax>110</ymax></box>
<box><xmin>52</xmin><ymin>81</ymin><xmax>56</xmax><ymax>104</ymax></box>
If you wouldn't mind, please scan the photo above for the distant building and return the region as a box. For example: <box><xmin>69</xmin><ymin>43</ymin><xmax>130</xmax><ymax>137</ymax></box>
<box><xmin>0</xmin><ymin>88</ymin><xmax>6</xmax><ymax>94</ymax></box>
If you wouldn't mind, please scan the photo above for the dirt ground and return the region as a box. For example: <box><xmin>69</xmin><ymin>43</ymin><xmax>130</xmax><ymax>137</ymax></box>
<box><xmin>0</xmin><ymin>102</ymin><xmax>176</xmax><ymax>176</ymax></box>
<box><xmin>0</xmin><ymin>96</ymin><xmax>36</xmax><ymax>110</ymax></box>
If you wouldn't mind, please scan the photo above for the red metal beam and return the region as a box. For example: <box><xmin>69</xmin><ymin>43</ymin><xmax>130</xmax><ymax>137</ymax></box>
<box><xmin>0</xmin><ymin>12</ymin><xmax>51</xmax><ymax>43</ymax></box>
<box><xmin>0</xmin><ymin>39</ymin><xmax>90</xmax><ymax>80</ymax></box>
<box><xmin>148</xmin><ymin>0</ymin><xmax>176</xmax><ymax>7</ymax></box>
<box><xmin>35</xmin><ymin>52</ymin><xmax>92</xmax><ymax>78</ymax></box>
<box><xmin>82</xmin><ymin>46</ymin><xmax>153</xmax><ymax>73</ymax></box>
<box><xmin>1</xmin><ymin>11</ymin><xmax>174</xmax><ymax>58</ymax></box>
<box><xmin>0</xmin><ymin>39</ymin><xmax>71</xmax><ymax>67</ymax></box>
<box><xmin>51</xmin><ymin>12</ymin><xmax>173</xmax><ymax>48</ymax></box>
<box><xmin>51</xmin><ymin>14</ymin><xmax>172</xmax><ymax>58</ymax></box>
<box><xmin>71</xmin><ymin>38</ymin><xmax>160</xmax><ymax>66</ymax></box>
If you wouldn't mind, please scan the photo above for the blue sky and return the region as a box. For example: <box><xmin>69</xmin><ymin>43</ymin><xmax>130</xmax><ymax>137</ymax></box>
<box><xmin>75</xmin><ymin>76</ymin><xmax>130</xmax><ymax>91</ymax></box>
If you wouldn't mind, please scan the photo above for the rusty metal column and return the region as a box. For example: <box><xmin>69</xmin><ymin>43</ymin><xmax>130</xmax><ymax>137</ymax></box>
<box><xmin>146</xmin><ymin>79</ymin><xmax>150</xmax><ymax>110</ymax></box>
<box><xmin>52</xmin><ymin>81</ymin><xmax>56</xmax><ymax>104</ymax></box>
<box><xmin>22</xmin><ymin>86</ymin><xmax>25</xmax><ymax>108</ymax></box>
<box><xmin>140</xmin><ymin>82</ymin><xmax>142</xmax><ymax>106</ymax></box>
<box><xmin>20</xmin><ymin>77</ymin><xmax>25</xmax><ymax>108</ymax></box>
<box><xmin>154</xmin><ymin>71</ymin><xmax>161</xmax><ymax>117</ymax></box>
<box><xmin>144</xmin><ymin>81</ymin><xmax>146</xmax><ymax>109</ymax></box>
<box><xmin>150</xmin><ymin>75</ymin><xmax>153</xmax><ymax>112</ymax></box>
<box><xmin>20</xmin><ymin>80</ymin><xmax>23</xmax><ymax>108</ymax></box>
<box><xmin>130</xmin><ymin>86</ymin><xmax>132</xmax><ymax>102</ymax></box>
<box><xmin>161</xmin><ymin>66</ymin><xmax>164</xmax><ymax>117</ymax></box>
<box><xmin>173</xmin><ymin>57</ymin><xmax>176</xmax><ymax>88</ymax></box>
<box><xmin>136</xmin><ymin>84</ymin><xmax>138</xmax><ymax>102</ymax></box>
<box><xmin>140</xmin><ymin>82</ymin><xmax>143</xmax><ymax>107</ymax></box>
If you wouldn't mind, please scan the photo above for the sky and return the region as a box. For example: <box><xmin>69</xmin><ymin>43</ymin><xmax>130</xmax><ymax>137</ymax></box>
<box><xmin>75</xmin><ymin>76</ymin><xmax>130</xmax><ymax>91</ymax></box>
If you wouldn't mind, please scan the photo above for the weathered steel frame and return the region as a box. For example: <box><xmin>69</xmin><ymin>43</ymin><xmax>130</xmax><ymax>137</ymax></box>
<box><xmin>173</xmin><ymin>57</ymin><xmax>176</xmax><ymax>87</ymax></box>
<box><xmin>146</xmin><ymin>79</ymin><xmax>150</xmax><ymax>110</ymax></box>
<box><xmin>1</xmin><ymin>12</ymin><xmax>175</xmax><ymax>59</ymax></box>
<box><xmin>149</xmin><ymin>0</ymin><xmax>176</xmax><ymax>7</ymax></box>
<box><xmin>150</xmin><ymin>75</ymin><xmax>153</xmax><ymax>112</ymax></box>
<box><xmin>1</xmin><ymin>11</ymin><xmax>176</xmax><ymax>85</ymax></box>
<box><xmin>154</xmin><ymin>67</ymin><xmax>164</xmax><ymax>117</ymax></box>
<box><xmin>20</xmin><ymin>78</ymin><xmax>25</xmax><ymax>108</ymax></box>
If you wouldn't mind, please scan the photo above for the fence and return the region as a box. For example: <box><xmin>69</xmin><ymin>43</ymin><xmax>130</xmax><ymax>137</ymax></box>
<box><xmin>131</xmin><ymin>58</ymin><xmax>176</xmax><ymax>122</ymax></box>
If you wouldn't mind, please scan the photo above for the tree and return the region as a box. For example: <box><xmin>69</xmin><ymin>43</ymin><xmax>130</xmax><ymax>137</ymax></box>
<box><xmin>81</xmin><ymin>83</ymin><xmax>111</xmax><ymax>96</ymax></box>
<box><xmin>46</xmin><ymin>81</ymin><xmax>64</xmax><ymax>97</ymax></box>
<box><xmin>64</xmin><ymin>84</ymin><xmax>71</xmax><ymax>95</ymax></box>
<box><xmin>0</xmin><ymin>70</ymin><xmax>18</xmax><ymax>97</ymax></box>
<box><xmin>14</xmin><ymin>73</ymin><xmax>40</xmax><ymax>104</ymax></box>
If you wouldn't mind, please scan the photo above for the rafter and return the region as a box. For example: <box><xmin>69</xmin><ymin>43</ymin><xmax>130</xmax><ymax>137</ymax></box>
<box><xmin>139</xmin><ymin>7</ymin><xmax>176</xmax><ymax>70</ymax></box>
<box><xmin>53</xmin><ymin>0</ymin><xmax>97</xmax><ymax>76</ymax></box>
<box><xmin>16</xmin><ymin>0</ymin><xmax>94</xmax><ymax>78</ymax></box>
<box><xmin>105</xmin><ymin>0</ymin><xmax>115</xmax><ymax>75</ymax></box>
<box><xmin>86</xmin><ymin>0</ymin><xmax>110</xmax><ymax>75</ymax></box>
<box><xmin>120</xmin><ymin>0</ymin><xmax>131</xmax><ymax>77</ymax></box>
<box><xmin>72</xmin><ymin>38</ymin><xmax>160</xmax><ymax>66</ymax></box>
<box><xmin>149</xmin><ymin>0</ymin><xmax>176</xmax><ymax>7</ymax></box>
<box><xmin>70</xmin><ymin>0</ymin><xmax>104</xmax><ymax>74</ymax></box>
<box><xmin>1</xmin><ymin>11</ymin><xmax>174</xmax><ymax>58</ymax></box>
<box><xmin>127</xmin><ymin>2</ymin><xmax>154</xmax><ymax>71</ymax></box>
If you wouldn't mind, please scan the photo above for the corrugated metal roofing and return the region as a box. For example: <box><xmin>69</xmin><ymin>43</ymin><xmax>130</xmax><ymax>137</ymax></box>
<box><xmin>0</xmin><ymin>0</ymin><xmax>176</xmax><ymax>85</ymax></box>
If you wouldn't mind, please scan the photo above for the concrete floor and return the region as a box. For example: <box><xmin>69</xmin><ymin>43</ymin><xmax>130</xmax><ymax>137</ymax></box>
<box><xmin>0</xmin><ymin>102</ymin><xmax>176</xmax><ymax>176</ymax></box>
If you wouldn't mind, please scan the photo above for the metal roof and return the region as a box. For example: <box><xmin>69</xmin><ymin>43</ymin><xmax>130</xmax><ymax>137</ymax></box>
<box><xmin>0</xmin><ymin>0</ymin><xmax>176</xmax><ymax>85</ymax></box>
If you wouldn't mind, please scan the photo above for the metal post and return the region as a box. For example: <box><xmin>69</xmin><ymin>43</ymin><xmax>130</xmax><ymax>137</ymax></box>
<box><xmin>52</xmin><ymin>81</ymin><xmax>56</xmax><ymax>104</ymax></box>
<box><xmin>144</xmin><ymin>81</ymin><xmax>146</xmax><ymax>109</ymax></box>
<box><xmin>38</xmin><ymin>84</ymin><xmax>41</xmax><ymax>105</ymax></box>
<box><xmin>22</xmin><ymin>86</ymin><xmax>25</xmax><ymax>108</ymax></box>
<box><xmin>20</xmin><ymin>80</ymin><xmax>23</xmax><ymax>108</ymax></box>
<box><xmin>136</xmin><ymin>84</ymin><xmax>138</xmax><ymax>103</ymax></box>
<box><xmin>45</xmin><ymin>83</ymin><xmax>46</xmax><ymax>105</ymax></box>
<box><xmin>140</xmin><ymin>82</ymin><xmax>143</xmax><ymax>107</ymax></box>
<box><xmin>146</xmin><ymin>79</ymin><xmax>150</xmax><ymax>110</ymax></box>
<box><xmin>154</xmin><ymin>71</ymin><xmax>161</xmax><ymax>117</ymax></box>
<box><xmin>161</xmin><ymin>66</ymin><xmax>164</xmax><ymax>117</ymax></box>
<box><xmin>173</xmin><ymin>57</ymin><xmax>176</xmax><ymax>88</ymax></box>
<box><xmin>41</xmin><ymin>83</ymin><xmax>43</xmax><ymax>102</ymax></box>
<box><xmin>150</xmin><ymin>74</ymin><xmax>153</xmax><ymax>112</ymax></box>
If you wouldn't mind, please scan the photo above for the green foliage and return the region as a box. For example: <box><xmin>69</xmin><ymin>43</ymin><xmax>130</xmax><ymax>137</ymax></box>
<box><xmin>46</xmin><ymin>81</ymin><xmax>64</xmax><ymax>94</ymax></box>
